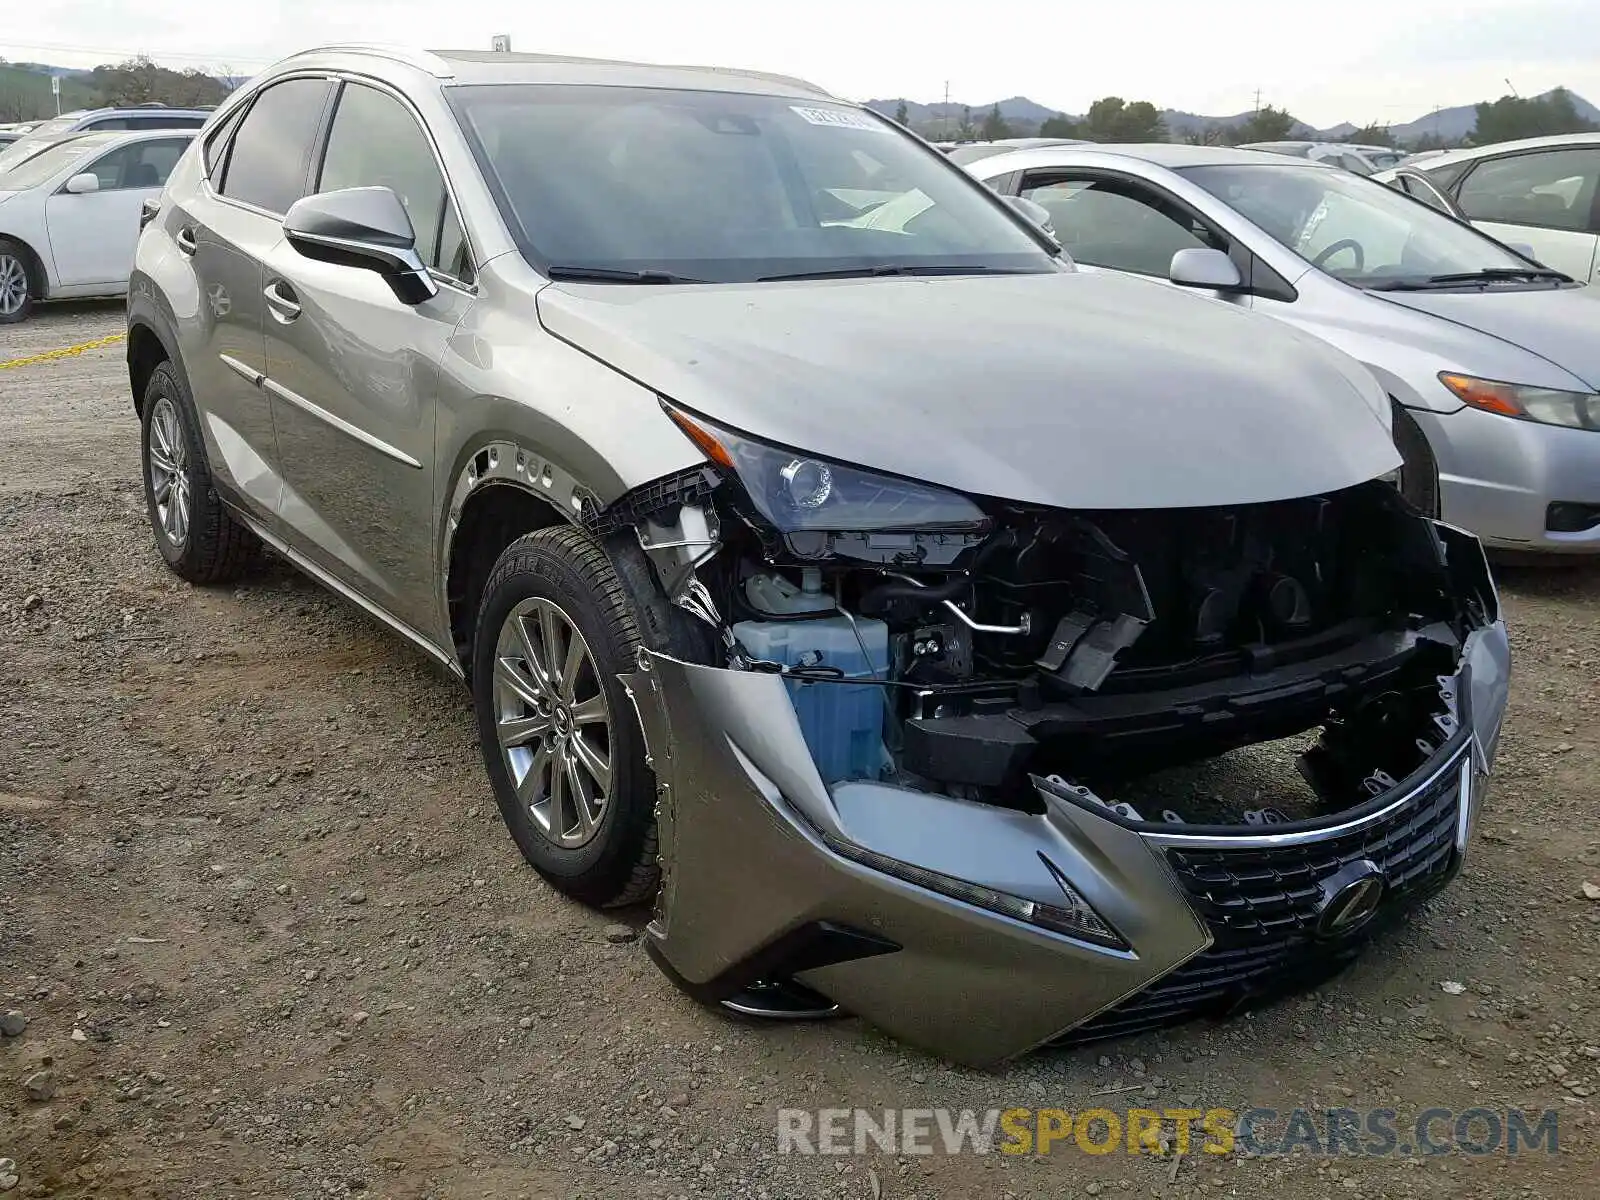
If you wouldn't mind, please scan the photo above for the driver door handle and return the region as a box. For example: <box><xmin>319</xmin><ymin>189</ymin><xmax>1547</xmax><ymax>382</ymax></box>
<box><xmin>175</xmin><ymin>226</ymin><xmax>198</xmax><ymax>256</ymax></box>
<box><xmin>263</xmin><ymin>279</ymin><xmax>301</xmax><ymax>323</ymax></box>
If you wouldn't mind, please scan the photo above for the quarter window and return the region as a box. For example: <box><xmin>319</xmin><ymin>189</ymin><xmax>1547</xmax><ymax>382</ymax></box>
<box><xmin>218</xmin><ymin>77</ymin><xmax>331</xmax><ymax>214</ymax></box>
<box><xmin>317</xmin><ymin>82</ymin><xmax>471</xmax><ymax>279</ymax></box>
<box><xmin>1456</xmin><ymin>148</ymin><xmax>1600</xmax><ymax>233</ymax></box>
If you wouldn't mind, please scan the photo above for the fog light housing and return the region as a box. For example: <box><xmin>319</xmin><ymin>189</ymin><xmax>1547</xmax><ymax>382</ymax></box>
<box><xmin>1546</xmin><ymin>502</ymin><xmax>1600</xmax><ymax>533</ymax></box>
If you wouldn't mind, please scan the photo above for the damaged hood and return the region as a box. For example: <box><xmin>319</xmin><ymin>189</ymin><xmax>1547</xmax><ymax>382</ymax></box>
<box><xmin>537</xmin><ymin>271</ymin><xmax>1400</xmax><ymax>510</ymax></box>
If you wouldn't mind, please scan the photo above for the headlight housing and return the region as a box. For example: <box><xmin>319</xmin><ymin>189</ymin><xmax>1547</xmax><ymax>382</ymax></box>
<box><xmin>1440</xmin><ymin>373</ymin><xmax>1600</xmax><ymax>431</ymax></box>
<box><xmin>665</xmin><ymin>405</ymin><xmax>991</xmax><ymax>533</ymax></box>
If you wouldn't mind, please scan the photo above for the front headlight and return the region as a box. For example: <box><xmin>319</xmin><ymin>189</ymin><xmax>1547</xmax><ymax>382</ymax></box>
<box><xmin>665</xmin><ymin>405</ymin><xmax>991</xmax><ymax>533</ymax></box>
<box><xmin>1440</xmin><ymin>373</ymin><xmax>1600</xmax><ymax>431</ymax></box>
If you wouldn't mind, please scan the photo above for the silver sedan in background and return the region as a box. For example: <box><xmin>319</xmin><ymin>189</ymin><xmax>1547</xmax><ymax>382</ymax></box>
<box><xmin>968</xmin><ymin>144</ymin><xmax>1600</xmax><ymax>554</ymax></box>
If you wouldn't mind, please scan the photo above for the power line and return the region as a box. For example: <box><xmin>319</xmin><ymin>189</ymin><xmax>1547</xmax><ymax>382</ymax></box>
<box><xmin>0</xmin><ymin>38</ymin><xmax>274</xmax><ymax>66</ymax></box>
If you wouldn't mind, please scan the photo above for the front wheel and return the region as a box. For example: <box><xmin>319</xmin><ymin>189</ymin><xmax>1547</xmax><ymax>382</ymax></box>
<box><xmin>472</xmin><ymin>527</ymin><xmax>659</xmax><ymax>908</ymax></box>
<box><xmin>0</xmin><ymin>239</ymin><xmax>33</xmax><ymax>325</ymax></box>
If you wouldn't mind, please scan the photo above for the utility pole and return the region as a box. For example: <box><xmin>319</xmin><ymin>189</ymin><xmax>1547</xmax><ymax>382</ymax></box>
<box><xmin>1253</xmin><ymin>87</ymin><xmax>1262</xmax><ymax>113</ymax></box>
<box><xmin>943</xmin><ymin>80</ymin><xmax>950</xmax><ymax>139</ymax></box>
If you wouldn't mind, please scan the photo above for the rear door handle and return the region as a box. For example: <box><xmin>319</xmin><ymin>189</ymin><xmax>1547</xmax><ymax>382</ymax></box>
<box><xmin>175</xmin><ymin>226</ymin><xmax>198</xmax><ymax>256</ymax></box>
<box><xmin>263</xmin><ymin>280</ymin><xmax>302</xmax><ymax>323</ymax></box>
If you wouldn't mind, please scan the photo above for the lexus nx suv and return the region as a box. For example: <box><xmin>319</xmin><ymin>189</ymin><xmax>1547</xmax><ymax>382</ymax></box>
<box><xmin>127</xmin><ymin>45</ymin><xmax>1510</xmax><ymax>1066</ymax></box>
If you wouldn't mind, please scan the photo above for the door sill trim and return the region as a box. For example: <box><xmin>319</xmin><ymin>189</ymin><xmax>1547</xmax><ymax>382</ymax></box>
<box><xmin>229</xmin><ymin>507</ymin><xmax>464</xmax><ymax>680</ymax></box>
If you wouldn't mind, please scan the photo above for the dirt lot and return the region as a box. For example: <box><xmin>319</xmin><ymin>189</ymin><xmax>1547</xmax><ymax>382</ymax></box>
<box><xmin>2</xmin><ymin>302</ymin><xmax>1599</xmax><ymax>1200</ymax></box>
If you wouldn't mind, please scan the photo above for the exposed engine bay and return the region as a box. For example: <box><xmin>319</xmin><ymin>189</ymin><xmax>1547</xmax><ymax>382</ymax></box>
<box><xmin>613</xmin><ymin>449</ymin><xmax>1497</xmax><ymax>832</ymax></box>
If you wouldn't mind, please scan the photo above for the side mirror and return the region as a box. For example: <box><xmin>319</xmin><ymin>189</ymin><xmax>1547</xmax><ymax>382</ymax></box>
<box><xmin>282</xmin><ymin>186</ymin><xmax>438</xmax><ymax>305</ymax></box>
<box><xmin>65</xmin><ymin>172</ymin><xmax>99</xmax><ymax>194</ymax></box>
<box><xmin>1005</xmin><ymin>194</ymin><xmax>1058</xmax><ymax>241</ymax></box>
<box><xmin>1169</xmin><ymin>247</ymin><xmax>1246</xmax><ymax>293</ymax></box>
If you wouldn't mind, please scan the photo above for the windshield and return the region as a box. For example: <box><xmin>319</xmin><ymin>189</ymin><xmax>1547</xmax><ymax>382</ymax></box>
<box><xmin>1181</xmin><ymin>162</ymin><xmax>1537</xmax><ymax>288</ymax></box>
<box><xmin>0</xmin><ymin>133</ymin><xmax>117</xmax><ymax>190</ymax></box>
<box><xmin>447</xmin><ymin>85</ymin><xmax>1058</xmax><ymax>282</ymax></box>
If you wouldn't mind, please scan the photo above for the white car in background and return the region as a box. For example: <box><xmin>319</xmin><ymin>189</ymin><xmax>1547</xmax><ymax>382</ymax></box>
<box><xmin>1375</xmin><ymin>133</ymin><xmax>1600</xmax><ymax>286</ymax></box>
<box><xmin>0</xmin><ymin>128</ymin><xmax>195</xmax><ymax>323</ymax></box>
<box><xmin>1240</xmin><ymin>141</ymin><xmax>1402</xmax><ymax>175</ymax></box>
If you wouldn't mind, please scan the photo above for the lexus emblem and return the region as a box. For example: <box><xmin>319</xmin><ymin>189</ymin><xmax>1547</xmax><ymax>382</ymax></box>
<box><xmin>1314</xmin><ymin>861</ymin><xmax>1386</xmax><ymax>938</ymax></box>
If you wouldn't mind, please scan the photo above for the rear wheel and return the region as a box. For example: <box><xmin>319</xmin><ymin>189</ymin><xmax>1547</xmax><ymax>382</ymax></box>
<box><xmin>472</xmin><ymin>527</ymin><xmax>659</xmax><ymax>908</ymax></box>
<box><xmin>0</xmin><ymin>240</ymin><xmax>33</xmax><ymax>325</ymax></box>
<box><xmin>140</xmin><ymin>361</ymin><xmax>260</xmax><ymax>583</ymax></box>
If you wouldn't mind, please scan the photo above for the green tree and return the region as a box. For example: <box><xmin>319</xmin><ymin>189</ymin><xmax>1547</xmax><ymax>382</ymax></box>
<box><xmin>894</xmin><ymin>100</ymin><xmax>909</xmax><ymax>126</ymax></box>
<box><xmin>955</xmin><ymin>105</ymin><xmax>977</xmax><ymax>142</ymax></box>
<box><xmin>90</xmin><ymin>56</ymin><xmax>229</xmax><ymax>108</ymax></box>
<box><xmin>1345</xmin><ymin>124</ymin><xmax>1396</xmax><ymax>147</ymax></box>
<box><xmin>1079</xmin><ymin>96</ymin><xmax>1167</xmax><ymax>142</ymax></box>
<box><xmin>1471</xmin><ymin>88</ymin><xmax>1595</xmax><ymax>144</ymax></box>
<box><xmin>1039</xmin><ymin>113</ymin><xmax>1080</xmax><ymax>138</ymax></box>
<box><xmin>1229</xmin><ymin>104</ymin><xmax>1297</xmax><ymax>144</ymax></box>
<box><xmin>981</xmin><ymin>103</ymin><xmax>1013</xmax><ymax>141</ymax></box>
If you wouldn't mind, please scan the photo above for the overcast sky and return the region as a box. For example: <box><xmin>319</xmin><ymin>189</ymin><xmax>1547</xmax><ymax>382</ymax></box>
<box><xmin>6</xmin><ymin>0</ymin><xmax>1600</xmax><ymax>128</ymax></box>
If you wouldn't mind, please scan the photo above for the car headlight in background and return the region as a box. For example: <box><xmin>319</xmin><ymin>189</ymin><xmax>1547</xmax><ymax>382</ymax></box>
<box><xmin>665</xmin><ymin>405</ymin><xmax>992</xmax><ymax>533</ymax></box>
<box><xmin>1440</xmin><ymin>373</ymin><xmax>1600</xmax><ymax>431</ymax></box>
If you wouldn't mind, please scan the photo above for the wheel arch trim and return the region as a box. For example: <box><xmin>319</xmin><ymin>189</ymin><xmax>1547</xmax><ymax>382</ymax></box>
<box><xmin>438</xmin><ymin>435</ymin><xmax>603</xmax><ymax>650</ymax></box>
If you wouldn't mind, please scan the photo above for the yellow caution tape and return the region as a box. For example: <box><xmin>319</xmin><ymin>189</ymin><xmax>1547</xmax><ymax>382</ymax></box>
<box><xmin>0</xmin><ymin>331</ymin><xmax>126</xmax><ymax>370</ymax></box>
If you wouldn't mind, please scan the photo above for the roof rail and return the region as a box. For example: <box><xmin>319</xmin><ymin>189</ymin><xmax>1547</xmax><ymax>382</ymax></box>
<box><xmin>287</xmin><ymin>44</ymin><xmax>455</xmax><ymax>78</ymax></box>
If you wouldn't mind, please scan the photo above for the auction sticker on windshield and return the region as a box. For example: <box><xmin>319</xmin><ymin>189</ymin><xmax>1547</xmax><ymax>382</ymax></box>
<box><xmin>790</xmin><ymin>106</ymin><xmax>888</xmax><ymax>132</ymax></box>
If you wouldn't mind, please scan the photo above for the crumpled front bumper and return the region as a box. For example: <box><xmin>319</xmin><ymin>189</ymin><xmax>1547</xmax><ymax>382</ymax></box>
<box><xmin>626</xmin><ymin>561</ymin><xmax>1511</xmax><ymax>1069</ymax></box>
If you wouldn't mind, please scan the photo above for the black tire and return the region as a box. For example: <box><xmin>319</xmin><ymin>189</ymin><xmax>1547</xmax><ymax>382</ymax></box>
<box><xmin>472</xmin><ymin>526</ymin><xmax>660</xmax><ymax>908</ymax></box>
<box><xmin>0</xmin><ymin>238</ymin><xmax>35</xmax><ymax>325</ymax></box>
<box><xmin>1392</xmin><ymin>402</ymin><xmax>1440</xmax><ymax>518</ymax></box>
<box><xmin>140</xmin><ymin>361</ymin><xmax>260</xmax><ymax>584</ymax></box>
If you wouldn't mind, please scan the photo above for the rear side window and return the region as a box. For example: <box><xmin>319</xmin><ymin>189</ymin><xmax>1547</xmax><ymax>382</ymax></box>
<box><xmin>317</xmin><ymin>82</ymin><xmax>472</xmax><ymax>281</ymax></box>
<box><xmin>85</xmin><ymin>118</ymin><xmax>131</xmax><ymax>131</ymax></box>
<box><xmin>1456</xmin><ymin>148</ymin><xmax>1600</xmax><ymax>232</ymax></box>
<box><xmin>218</xmin><ymin>78</ymin><xmax>331</xmax><ymax>214</ymax></box>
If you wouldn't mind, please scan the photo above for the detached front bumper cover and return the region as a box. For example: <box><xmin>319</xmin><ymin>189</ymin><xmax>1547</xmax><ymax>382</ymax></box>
<box><xmin>623</xmin><ymin>523</ymin><xmax>1511</xmax><ymax>1068</ymax></box>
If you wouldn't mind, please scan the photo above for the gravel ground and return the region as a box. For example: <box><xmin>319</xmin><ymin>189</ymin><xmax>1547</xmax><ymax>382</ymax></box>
<box><xmin>2</xmin><ymin>301</ymin><xmax>1598</xmax><ymax>1199</ymax></box>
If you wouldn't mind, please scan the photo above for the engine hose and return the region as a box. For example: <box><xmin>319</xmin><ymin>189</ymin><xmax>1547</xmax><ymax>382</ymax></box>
<box><xmin>857</xmin><ymin>575</ymin><xmax>969</xmax><ymax>615</ymax></box>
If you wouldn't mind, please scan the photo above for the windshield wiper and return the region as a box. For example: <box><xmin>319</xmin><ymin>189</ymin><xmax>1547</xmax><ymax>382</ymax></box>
<box><xmin>757</xmin><ymin>264</ymin><xmax>1031</xmax><ymax>282</ymax></box>
<box><xmin>545</xmin><ymin>265</ymin><xmax>708</xmax><ymax>284</ymax></box>
<box><xmin>1372</xmin><ymin>266</ymin><xmax>1572</xmax><ymax>291</ymax></box>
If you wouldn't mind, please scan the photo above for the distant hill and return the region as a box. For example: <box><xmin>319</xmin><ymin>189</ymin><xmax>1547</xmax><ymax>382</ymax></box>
<box><xmin>0</xmin><ymin>63</ymin><xmax>100</xmax><ymax>122</ymax></box>
<box><xmin>867</xmin><ymin>88</ymin><xmax>1597</xmax><ymax>146</ymax></box>
<box><xmin>1384</xmin><ymin>88</ymin><xmax>1600</xmax><ymax>144</ymax></box>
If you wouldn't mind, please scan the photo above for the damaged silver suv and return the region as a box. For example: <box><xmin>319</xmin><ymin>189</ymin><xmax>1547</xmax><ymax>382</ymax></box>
<box><xmin>127</xmin><ymin>45</ymin><xmax>1511</xmax><ymax>1067</ymax></box>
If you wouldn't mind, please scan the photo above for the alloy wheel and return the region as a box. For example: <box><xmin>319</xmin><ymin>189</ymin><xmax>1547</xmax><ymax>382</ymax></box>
<box><xmin>493</xmin><ymin>596</ymin><xmax>614</xmax><ymax>849</ymax></box>
<box><xmin>0</xmin><ymin>253</ymin><xmax>27</xmax><ymax>317</ymax></box>
<box><xmin>147</xmin><ymin>396</ymin><xmax>192</xmax><ymax>548</ymax></box>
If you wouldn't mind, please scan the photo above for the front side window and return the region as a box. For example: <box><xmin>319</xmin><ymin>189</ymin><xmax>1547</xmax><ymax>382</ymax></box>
<box><xmin>1021</xmin><ymin>174</ymin><xmax>1220</xmax><ymax>275</ymax></box>
<box><xmin>448</xmin><ymin>84</ymin><xmax>1057</xmax><ymax>282</ymax></box>
<box><xmin>1455</xmin><ymin>148</ymin><xmax>1600</xmax><ymax>232</ymax></box>
<box><xmin>1184</xmin><ymin>162</ymin><xmax>1542</xmax><ymax>288</ymax></box>
<box><xmin>79</xmin><ymin>137</ymin><xmax>191</xmax><ymax>191</ymax></box>
<box><xmin>317</xmin><ymin>83</ymin><xmax>469</xmax><ymax>278</ymax></box>
<box><xmin>218</xmin><ymin>77</ymin><xmax>331</xmax><ymax>214</ymax></box>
